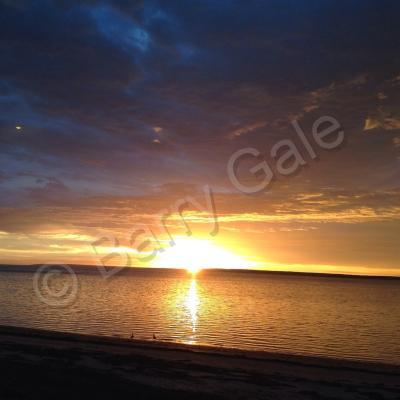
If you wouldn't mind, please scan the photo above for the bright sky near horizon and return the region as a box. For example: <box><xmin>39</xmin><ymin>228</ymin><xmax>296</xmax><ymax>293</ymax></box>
<box><xmin>0</xmin><ymin>1</ymin><xmax>399</xmax><ymax>276</ymax></box>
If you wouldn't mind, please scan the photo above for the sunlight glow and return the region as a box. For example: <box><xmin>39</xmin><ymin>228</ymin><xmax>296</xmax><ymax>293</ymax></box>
<box><xmin>153</xmin><ymin>237</ymin><xmax>254</xmax><ymax>272</ymax></box>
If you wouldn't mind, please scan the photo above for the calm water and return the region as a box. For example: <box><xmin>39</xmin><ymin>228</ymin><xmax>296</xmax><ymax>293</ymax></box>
<box><xmin>0</xmin><ymin>268</ymin><xmax>399</xmax><ymax>365</ymax></box>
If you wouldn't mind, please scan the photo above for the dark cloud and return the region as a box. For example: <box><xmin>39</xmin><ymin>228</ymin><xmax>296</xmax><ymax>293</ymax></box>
<box><xmin>24</xmin><ymin>176</ymin><xmax>71</xmax><ymax>204</ymax></box>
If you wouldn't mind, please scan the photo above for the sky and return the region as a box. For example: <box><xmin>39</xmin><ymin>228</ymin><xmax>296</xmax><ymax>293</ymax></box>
<box><xmin>0</xmin><ymin>0</ymin><xmax>399</xmax><ymax>276</ymax></box>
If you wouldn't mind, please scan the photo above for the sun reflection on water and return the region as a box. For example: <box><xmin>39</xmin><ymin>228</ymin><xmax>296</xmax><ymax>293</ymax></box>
<box><xmin>185</xmin><ymin>278</ymin><xmax>199</xmax><ymax>342</ymax></box>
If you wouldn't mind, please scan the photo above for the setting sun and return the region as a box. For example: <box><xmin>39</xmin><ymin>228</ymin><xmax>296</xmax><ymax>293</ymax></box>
<box><xmin>186</xmin><ymin>265</ymin><xmax>201</xmax><ymax>275</ymax></box>
<box><xmin>152</xmin><ymin>238</ymin><xmax>254</xmax><ymax>273</ymax></box>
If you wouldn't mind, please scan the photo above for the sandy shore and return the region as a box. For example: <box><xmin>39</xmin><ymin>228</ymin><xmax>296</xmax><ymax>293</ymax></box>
<box><xmin>0</xmin><ymin>326</ymin><xmax>398</xmax><ymax>399</ymax></box>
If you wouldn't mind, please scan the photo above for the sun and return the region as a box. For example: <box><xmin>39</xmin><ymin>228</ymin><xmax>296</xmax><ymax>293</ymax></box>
<box><xmin>152</xmin><ymin>237</ymin><xmax>254</xmax><ymax>273</ymax></box>
<box><xmin>186</xmin><ymin>265</ymin><xmax>202</xmax><ymax>275</ymax></box>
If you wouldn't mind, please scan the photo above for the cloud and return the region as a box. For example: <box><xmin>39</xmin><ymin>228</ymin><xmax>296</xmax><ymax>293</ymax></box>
<box><xmin>89</xmin><ymin>4</ymin><xmax>151</xmax><ymax>53</ymax></box>
<box><xmin>364</xmin><ymin>115</ymin><xmax>400</xmax><ymax>131</ymax></box>
<box><xmin>0</xmin><ymin>185</ymin><xmax>399</xmax><ymax>269</ymax></box>
<box><xmin>228</xmin><ymin>121</ymin><xmax>268</xmax><ymax>139</ymax></box>
<box><xmin>0</xmin><ymin>187</ymin><xmax>398</xmax><ymax>237</ymax></box>
<box><xmin>364</xmin><ymin>117</ymin><xmax>381</xmax><ymax>131</ymax></box>
<box><xmin>24</xmin><ymin>177</ymin><xmax>71</xmax><ymax>204</ymax></box>
<box><xmin>0</xmin><ymin>1</ymin><xmax>400</xmax><ymax>271</ymax></box>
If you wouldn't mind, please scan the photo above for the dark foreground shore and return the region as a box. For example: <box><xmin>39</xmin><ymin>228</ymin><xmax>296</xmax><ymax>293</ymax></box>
<box><xmin>0</xmin><ymin>326</ymin><xmax>398</xmax><ymax>399</ymax></box>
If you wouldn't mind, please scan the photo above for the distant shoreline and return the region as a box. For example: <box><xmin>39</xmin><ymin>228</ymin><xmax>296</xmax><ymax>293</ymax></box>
<box><xmin>0</xmin><ymin>263</ymin><xmax>399</xmax><ymax>280</ymax></box>
<box><xmin>0</xmin><ymin>325</ymin><xmax>398</xmax><ymax>399</ymax></box>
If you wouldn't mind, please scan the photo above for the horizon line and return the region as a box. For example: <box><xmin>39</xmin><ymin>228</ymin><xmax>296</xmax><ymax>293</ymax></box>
<box><xmin>0</xmin><ymin>263</ymin><xmax>399</xmax><ymax>280</ymax></box>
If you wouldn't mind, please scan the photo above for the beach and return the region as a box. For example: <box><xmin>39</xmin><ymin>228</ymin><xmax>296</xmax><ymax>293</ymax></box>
<box><xmin>0</xmin><ymin>326</ymin><xmax>398</xmax><ymax>399</ymax></box>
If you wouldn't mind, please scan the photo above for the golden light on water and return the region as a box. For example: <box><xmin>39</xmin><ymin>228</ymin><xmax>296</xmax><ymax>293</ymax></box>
<box><xmin>185</xmin><ymin>279</ymin><xmax>199</xmax><ymax>335</ymax></box>
<box><xmin>166</xmin><ymin>276</ymin><xmax>202</xmax><ymax>345</ymax></box>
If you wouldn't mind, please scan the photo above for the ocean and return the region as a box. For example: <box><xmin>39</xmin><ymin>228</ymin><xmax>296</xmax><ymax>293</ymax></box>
<box><xmin>0</xmin><ymin>267</ymin><xmax>399</xmax><ymax>365</ymax></box>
